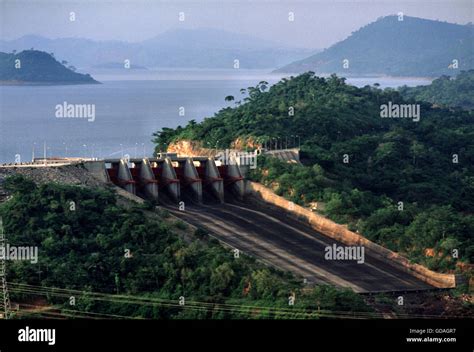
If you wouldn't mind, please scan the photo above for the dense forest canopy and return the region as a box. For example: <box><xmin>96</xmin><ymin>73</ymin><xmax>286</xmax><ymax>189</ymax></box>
<box><xmin>153</xmin><ymin>72</ymin><xmax>474</xmax><ymax>271</ymax></box>
<box><xmin>0</xmin><ymin>176</ymin><xmax>371</xmax><ymax>318</ymax></box>
<box><xmin>399</xmin><ymin>70</ymin><xmax>474</xmax><ymax>110</ymax></box>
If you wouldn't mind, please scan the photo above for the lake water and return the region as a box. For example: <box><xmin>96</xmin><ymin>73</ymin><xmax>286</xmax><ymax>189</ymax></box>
<box><xmin>0</xmin><ymin>70</ymin><xmax>431</xmax><ymax>163</ymax></box>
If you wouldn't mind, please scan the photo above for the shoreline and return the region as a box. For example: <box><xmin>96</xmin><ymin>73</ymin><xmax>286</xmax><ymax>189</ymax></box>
<box><xmin>0</xmin><ymin>80</ymin><xmax>101</xmax><ymax>86</ymax></box>
<box><xmin>275</xmin><ymin>72</ymin><xmax>436</xmax><ymax>81</ymax></box>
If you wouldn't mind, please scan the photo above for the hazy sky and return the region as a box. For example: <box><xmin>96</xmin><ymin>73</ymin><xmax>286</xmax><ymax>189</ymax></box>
<box><xmin>1</xmin><ymin>0</ymin><xmax>472</xmax><ymax>48</ymax></box>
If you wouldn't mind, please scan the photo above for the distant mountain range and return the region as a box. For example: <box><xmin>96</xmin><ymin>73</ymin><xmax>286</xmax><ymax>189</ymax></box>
<box><xmin>0</xmin><ymin>50</ymin><xmax>99</xmax><ymax>84</ymax></box>
<box><xmin>276</xmin><ymin>16</ymin><xmax>474</xmax><ymax>77</ymax></box>
<box><xmin>0</xmin><ymin>29</ymin><xmax>317</xmax><ymax>70</ymax></box>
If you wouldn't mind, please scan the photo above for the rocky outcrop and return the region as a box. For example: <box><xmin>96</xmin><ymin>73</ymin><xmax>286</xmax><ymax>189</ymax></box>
<box><xmin>167</xmin><ymin>138</ymin><xmax>262</xmax><ymax>158</ymax></box>
<box><xmin>167</xmin><ymin>140</ymin><xmax>216</xmax><ymax>157</ymax></box>
<box><xmin>231</xmin><ymin>136</ymin><xmax>261</xmax><ymax>150</ymax></box>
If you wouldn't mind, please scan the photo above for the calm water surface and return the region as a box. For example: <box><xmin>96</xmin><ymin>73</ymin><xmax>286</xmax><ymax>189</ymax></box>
<box><xmin>0</xmin><ymin>70</ymin><xmax>431</xmax><ymax>163</ymax></box>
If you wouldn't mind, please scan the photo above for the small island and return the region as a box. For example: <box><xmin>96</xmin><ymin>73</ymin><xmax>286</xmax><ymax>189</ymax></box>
<box><xmin>0</xmin><ymin>50</ymin><xmax>100</xmax><ymax>85</ymax></box>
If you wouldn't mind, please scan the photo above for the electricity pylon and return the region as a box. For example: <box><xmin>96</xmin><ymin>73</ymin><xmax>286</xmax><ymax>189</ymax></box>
<box><xmin>0</xmin><ymin>217</ymin><xmax>11</xmax><ymax>319</ymax></box>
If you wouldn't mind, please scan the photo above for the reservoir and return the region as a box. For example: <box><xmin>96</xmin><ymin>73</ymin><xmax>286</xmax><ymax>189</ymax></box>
<box><xmin>0</xmin><ymin>69</ymin><xmax>431</xmax><ymax>163</ymax></box>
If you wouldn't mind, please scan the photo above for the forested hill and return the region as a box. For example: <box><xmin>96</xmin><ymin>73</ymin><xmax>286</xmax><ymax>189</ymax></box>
<box><xmin>399</xmin><ymin>70</ymin><xmax>474</xmax><ymax>110</ymax></box>
<box><xmin>276</xmin><ymin>15</ymin><xmax>474</xmax><ymax>77</ymax></box>
<box><xmin>0</xmin><ymin>50</ymin><xmax>98</xmax><ymax>84</ymax></box>
<box><xmin>0</xmin><ymin>176</ymin><xmax>371</xmax><ymax>319</ymax></box>
<box><xmin>154</xmin><ymin>72</ymin><xmax>474</xmax><ymax>271</ymax></box>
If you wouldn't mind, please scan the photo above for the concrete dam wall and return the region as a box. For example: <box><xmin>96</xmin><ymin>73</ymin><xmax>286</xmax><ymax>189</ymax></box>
<box><xmin>101</xmin><ymin>157</ymin><xmax>245</xmax><ymax>204</ymax></box>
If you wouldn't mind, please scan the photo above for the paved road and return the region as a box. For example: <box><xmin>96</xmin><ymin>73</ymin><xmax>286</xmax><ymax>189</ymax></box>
<box><xmin>162</xmin><ymin>196</ymin><xmax>433</xmax><ymax>293</ymax></box>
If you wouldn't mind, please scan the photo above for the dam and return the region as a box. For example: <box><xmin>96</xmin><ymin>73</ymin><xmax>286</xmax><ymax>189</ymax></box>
<box><xmin>102</xmin><ymin>154</ymin><xmax>245</xmax><ymax>204</ymax></box>
<box><xmin>0</xmin><ymin>155</ymin><xmax>461</xmax><ymax>293</ymax></box>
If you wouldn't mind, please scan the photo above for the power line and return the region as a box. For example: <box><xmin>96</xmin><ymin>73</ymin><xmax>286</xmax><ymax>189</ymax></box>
<box><xmin>9</xmin><ymin>283</ymin><xmax>333</xmax><ymax>319</ymax></box>
<box><xmin>0</xmin><ymin>217</ymin><xmax>12</xmax><ymax>319</ymax></box>
<box><xmin>16</xmin><ymin>303</ymin><xmax>145</xmax><ymax>320</ymax></box>
<box><xmin>9</xmin><ymin>282</ymin><xmax>465</xmax><ymax>319</ymax></box>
